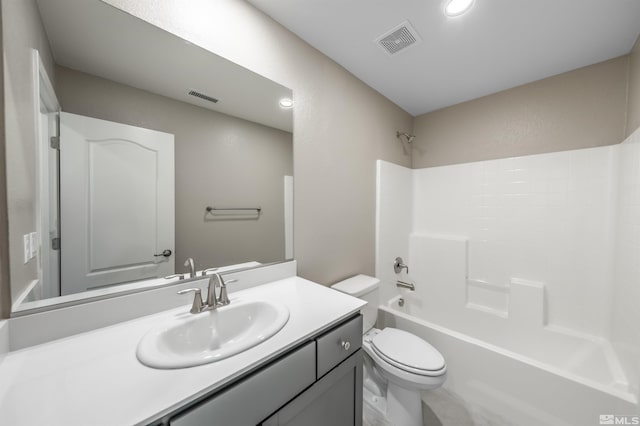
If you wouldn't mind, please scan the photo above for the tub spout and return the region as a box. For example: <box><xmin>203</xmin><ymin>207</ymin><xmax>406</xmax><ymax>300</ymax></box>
<box><xmin>396</xmin><ymin>280</ymin><xmax>415</xmax><ymax>291</ymax></box>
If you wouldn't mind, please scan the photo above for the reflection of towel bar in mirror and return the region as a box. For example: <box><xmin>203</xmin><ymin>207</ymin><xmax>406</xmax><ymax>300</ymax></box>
<box><xmin>205</xmin><ymin>206</ymin><xmax>262</xmax><ymax>214</ymax></box>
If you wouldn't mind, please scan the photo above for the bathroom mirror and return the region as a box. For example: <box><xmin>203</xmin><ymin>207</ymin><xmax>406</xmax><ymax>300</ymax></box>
<box><xmin>3</xmin><ymin>0</ymin><xmax>293</xmax><ymax>314</ymax></box>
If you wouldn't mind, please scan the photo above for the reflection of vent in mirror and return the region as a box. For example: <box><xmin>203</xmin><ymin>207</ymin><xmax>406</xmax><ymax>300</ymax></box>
<box><xmin>375</xmin><ymin>21</ymin><xmax>422</xmax><ymax>55</ymax></box>
<box><xmin>188</xmin><ymin>89</ymin><xmax>219</xmax><ymax>104</ymax></box>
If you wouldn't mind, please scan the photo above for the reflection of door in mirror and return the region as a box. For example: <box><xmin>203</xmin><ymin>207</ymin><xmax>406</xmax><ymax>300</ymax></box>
<box><xmin>35</xmin><ymin>51</ymin><xmax>61</xmax><ymax>302</ymax></box>
<box><xmin>59</xmin><ymin>113</ymin><xmax>175</xmax><ymax>295</ymax></box>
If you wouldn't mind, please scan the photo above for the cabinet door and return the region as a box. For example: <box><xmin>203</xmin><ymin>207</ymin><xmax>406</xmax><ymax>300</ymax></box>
<box><xmin>263</xmin><ymin>350</ymin><xmax>363</xmax><ymax>426</ymax></box>
<box><xmin>169</xmin><ymin>342</ymin><xmax>315</xmax><ymax>426</ymax></box>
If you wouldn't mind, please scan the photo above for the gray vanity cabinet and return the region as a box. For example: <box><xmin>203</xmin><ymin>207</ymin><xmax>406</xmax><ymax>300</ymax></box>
<box><xmin>261</xmin><ymin>348</ymin><xmax>362</xmax><ymax>426</ymax></box>
<box><xmin>163</xmin><ymin>314</ymin><xmax>363</xmax><ymax>426</ymax></box>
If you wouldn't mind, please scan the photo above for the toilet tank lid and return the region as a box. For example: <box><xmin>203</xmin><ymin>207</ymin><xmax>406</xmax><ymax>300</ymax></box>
<box><xmin>331</xmin><ymin>274</ymin><xmax>380</xmax><ymax>297</ymax></box>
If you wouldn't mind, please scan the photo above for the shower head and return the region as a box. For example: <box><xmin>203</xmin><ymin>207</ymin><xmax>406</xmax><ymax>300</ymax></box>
<box><xmin>396</xmin><ymin>131</ymin><xmax>416</xmax><ymax>144</ymax></box>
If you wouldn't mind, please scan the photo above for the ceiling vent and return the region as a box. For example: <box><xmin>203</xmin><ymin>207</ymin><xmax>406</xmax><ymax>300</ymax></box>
<box><xmin>188</xmin><ymin>89</ymin><xmax>219</xmax><ymax>104</ymax></box>
<box><xmin>375</xmin><ymin>21</ymin><xmax>422</xmax><ymax>55</ymax></box>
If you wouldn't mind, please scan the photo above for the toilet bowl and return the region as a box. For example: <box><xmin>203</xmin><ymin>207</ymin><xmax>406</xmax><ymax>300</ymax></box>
<box><xmin>363</xmin><ymin>328</ymin><xmax>446</xmax><ymax>425</ymax></box>
<box><xmin>331</xmin><ymin>275</ymin><xmax>447</xmax><ymax>426</ymax></box>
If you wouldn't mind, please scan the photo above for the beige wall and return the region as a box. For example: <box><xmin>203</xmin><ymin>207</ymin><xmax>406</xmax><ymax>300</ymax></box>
<box><xmin>56</xmin><ymin>65</ymin><xmax>292</xmax><ymax>273</ymax></box>
<box><xmin>412</xmin><ymin>56</ymin><xmax>629</xmax><ymax>168</ymax></box>
<box><xmin>626</xmin><ymin>36</ymin><xmax>640</xmax><ymax>137</ymax></box>
<box><xmin>0</xmin><ymin>10</ymin><xmax>10</xmax><ymax>319</ymax></box>
<box><xmin>102</xmin><ymin>0</ymin><xmax>413</xmax><ymax>286</ymax></box>
<box><xmin>1</xmin><ymin>0</ymin><xmax>56</xmax><ymax>316</ymax></box>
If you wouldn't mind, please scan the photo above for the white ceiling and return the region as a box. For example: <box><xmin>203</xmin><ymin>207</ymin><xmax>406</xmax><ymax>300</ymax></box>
<box><xmin>36</xmin><ymin>0</ymin><xmax>293</xmax><ymax>132</ymax></box>
<box><xmin>248</xmin><ymin>0</ymin><xmax>640</xmax><ymax>116</ymax></box>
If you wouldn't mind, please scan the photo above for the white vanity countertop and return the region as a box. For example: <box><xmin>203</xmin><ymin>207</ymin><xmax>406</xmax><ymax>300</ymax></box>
<box><xmin>0</xmin><ymin>277</ymin><xmax>366</xmax><ymax>426</ymax></box>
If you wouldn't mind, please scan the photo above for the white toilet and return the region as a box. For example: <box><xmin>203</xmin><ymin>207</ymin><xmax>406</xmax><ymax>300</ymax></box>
<box><xmin>332</xmin><ymin>275</ymin><xmax>446</xmax><ymax>426</ymax></box>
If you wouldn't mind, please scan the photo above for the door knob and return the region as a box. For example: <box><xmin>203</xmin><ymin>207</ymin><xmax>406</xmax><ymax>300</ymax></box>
<box><xmin>154</xmin><ymin>249</ymin><xmax>172</xmax><ymax>257</ymax></box>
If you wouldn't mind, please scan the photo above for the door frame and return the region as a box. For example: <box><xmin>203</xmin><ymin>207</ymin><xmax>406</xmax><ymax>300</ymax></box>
<box><xmin>32</xmin><ymin>49</ymin><xmax>61</xmax><ymax>299</ymax></box>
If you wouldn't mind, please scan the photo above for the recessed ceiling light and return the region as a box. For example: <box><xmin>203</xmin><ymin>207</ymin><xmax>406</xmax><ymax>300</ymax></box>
<box><xmin>445</xmin><ymin>0</ymin><xmax>474</xmax><ymax>17</ymax></box>
<box><xmin>279</xmin><ymin>98</ymin><xmax>294</xmax><ymax>108</ymax></box>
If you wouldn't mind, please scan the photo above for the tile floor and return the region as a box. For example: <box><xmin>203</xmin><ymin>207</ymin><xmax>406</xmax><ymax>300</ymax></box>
<box><xmin>364</xmin><ymin>388</ymin><xmax>514</xmax><ymax>426</ymax></box>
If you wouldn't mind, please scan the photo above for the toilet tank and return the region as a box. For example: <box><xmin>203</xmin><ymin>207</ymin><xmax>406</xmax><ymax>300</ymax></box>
<box><xmin>331</xmin><ymin>275</ymin><xmax>379</xmax><ymax>333</ymax></box>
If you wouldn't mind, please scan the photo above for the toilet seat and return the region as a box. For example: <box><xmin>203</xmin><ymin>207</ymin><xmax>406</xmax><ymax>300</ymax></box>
<box><xmin>370</xmin><ymin>328</ymin><xmax>446</xmax><ymax>377</ymax></box>
<box><xmin>362</xmin><ymin>328</ymin><xmax>446</xmax><ymax>392</ymax></box>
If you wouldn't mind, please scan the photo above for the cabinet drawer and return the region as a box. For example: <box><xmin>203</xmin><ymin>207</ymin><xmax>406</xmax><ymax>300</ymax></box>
<box><xmin>316</xmin><ymin>315</ymin><xmax>362</xmax><ymax>378</ymax></box>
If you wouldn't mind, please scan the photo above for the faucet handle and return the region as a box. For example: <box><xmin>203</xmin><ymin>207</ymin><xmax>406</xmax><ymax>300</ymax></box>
<box><xmin>393</xmin><ymin>257</ymin><xmax>409</xmax><ymax>274</ymax></box>
<box><xmin>218</xmin><ymin>285</ymin><xmax>230</xmax><ymax>306</ymax></box>
<box><xmin>216</xmin><ymin>275</ymin><xmax>232</xmax><ymax>306</ymax></box>
<box><xmin>177</xmin><ymin>288</ymin><xmax>204</xmax><ymax>314</ymax></box>
<box><xmin>164</xmin><ymin>273</ymin><xmax>185</xmax><ymax>280</ymax></box>
<box><xmin>201</xmin><ymin>267</ymin><xmax>219</xmax><ymax>276</ymax></box>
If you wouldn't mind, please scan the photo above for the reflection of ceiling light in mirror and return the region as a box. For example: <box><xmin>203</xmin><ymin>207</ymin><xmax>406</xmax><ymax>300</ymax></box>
<box><xmin>445</xmin><ymin>0</ymin><xmax>474</xmax><ymax>17</ymax></box>
<box><xmin>279</xmin><ymin>98</ymin><xmax>294</xmax><ymax>108</ymax></box>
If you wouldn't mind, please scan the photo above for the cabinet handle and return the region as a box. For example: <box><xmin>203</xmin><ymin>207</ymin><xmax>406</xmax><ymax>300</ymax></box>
<box><xmin>340</xmin><ymin>340</ymin><xmax>351</xmax><ymax>351</ymax></box>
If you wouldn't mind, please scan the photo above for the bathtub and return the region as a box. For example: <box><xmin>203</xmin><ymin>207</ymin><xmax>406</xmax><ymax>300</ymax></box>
<box><xmin>377</xmin><ymin>295</ymin><xmax>640</xmax><ymax>426</ymax></box>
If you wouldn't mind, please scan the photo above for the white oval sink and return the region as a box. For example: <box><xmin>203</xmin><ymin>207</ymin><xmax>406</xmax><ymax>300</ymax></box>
<box><xmin>136</xmin><ymin>299</ymin><xmax>290</xmax><ymax>369</ymax></box>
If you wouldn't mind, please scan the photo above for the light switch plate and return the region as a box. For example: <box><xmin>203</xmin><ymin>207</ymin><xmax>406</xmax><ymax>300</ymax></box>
<box><xmin>29</xmin><ymin>232</ymin><xmax>38</xmax><ymax>259</ymax></box>
<box><xmin>23</xmin><ymin>234</ymin><xmax>31</xmax><ymax>264</ymax></box>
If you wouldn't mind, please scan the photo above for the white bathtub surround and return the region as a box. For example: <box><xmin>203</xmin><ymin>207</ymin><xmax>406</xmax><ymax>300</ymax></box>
<box><xmin>375</xmin><ymin>161</ymin><xmax>413</xmax><ymax>305</ymax></box>
<box><xmin>375</xmin><ymin>128</ymin><xmax>640</xmax><ymax>423</ymax></box>
<box><xmin>405</xmin><ymin>233</ymin><xmax>630</xmax><ymax>398</ymax></box>
<box><xmin>412</xmin><ymin>146</ymin><xmax>617</xmax><ymax>338</ymax></box>
<box><xmin>611</xmin><ymin>129</ymin><xmax>640</xmax><ymax>398</ymax></box>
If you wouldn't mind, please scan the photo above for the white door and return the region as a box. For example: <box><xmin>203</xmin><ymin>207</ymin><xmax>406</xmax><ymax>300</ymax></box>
<box><xmin>60</xmin><ymin>112</ymin><xmax>174</xmax><ymax>295</ymax></box>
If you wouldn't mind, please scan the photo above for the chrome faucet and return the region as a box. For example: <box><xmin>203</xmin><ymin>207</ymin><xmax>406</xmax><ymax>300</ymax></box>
<box><xmin>210</xmin><ymin>273</ymin><xmax>231</xmax><ymax>307</ymax></box>
<box><xmin>393</xmin><ymin>257</ymin><xmax>409</xmax><ymax>274</ymax></box>
<box><xmin>396</xmin><ymin>280</ymin><xmax>415</xmax><ymax>291</ymax></box>
<box><xmin>184</xmin><ymin>258</ymin><xmax>196</xmax><ymax>278</ymax></box>
<box><xmin>177</xmin><ymin>273</ymin><xmax>235</xmax><ymax>314</ymax></box>
<box><xmin>177</xmin><ymin>287</ymin><xmax>204</xmax><ymax>314</ymax></box>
